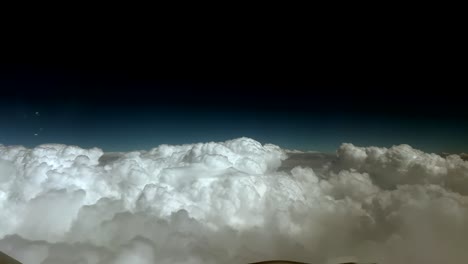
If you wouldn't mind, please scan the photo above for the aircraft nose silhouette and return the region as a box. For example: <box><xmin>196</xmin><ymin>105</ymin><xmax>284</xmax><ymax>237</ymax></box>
<box><xmin>0</xmin><ymin>251</ymin><xmax>23</xmax><ymax>264</ymax></box>
<box><xmin>248</xmin><ymin>260</ymin><xmax>376</xmax><ymax>264</ymax></box>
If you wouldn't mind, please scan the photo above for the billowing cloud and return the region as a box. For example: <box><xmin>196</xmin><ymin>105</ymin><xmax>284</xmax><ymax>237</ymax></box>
<box><xmin>0</xmin><ymin>138</ymin><xmax>467</xmax><ymax>263</ymax></box>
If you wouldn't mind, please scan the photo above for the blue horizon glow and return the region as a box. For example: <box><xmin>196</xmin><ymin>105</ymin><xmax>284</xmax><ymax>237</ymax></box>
<box><xmin>1</xmin><ymin>105</ymin><xmax>467</xmax><ymax>154</ymax></box>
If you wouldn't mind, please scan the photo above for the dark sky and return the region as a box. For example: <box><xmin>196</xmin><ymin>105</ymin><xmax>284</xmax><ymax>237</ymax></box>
<box><xmin>0</xmin><ymin>42</ymin><xmax>466</xmax><ymax>153</ymax></box>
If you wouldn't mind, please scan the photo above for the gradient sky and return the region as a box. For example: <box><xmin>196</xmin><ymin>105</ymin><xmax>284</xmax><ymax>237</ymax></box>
<box><xmin>1</xmin><ymin>63</ymin><xmax>466</xmax><ymax>154</ymax></box>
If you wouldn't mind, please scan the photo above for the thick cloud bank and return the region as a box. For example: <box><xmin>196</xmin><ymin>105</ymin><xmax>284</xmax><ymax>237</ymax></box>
<box><xmin>1</xmin><ymin>138</ymin><xmax>468</xmax><ymax>264</ymax></box>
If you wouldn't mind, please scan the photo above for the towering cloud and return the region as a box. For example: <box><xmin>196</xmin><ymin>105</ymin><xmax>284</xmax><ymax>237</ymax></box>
<box><xmin>0</xmin><ymin>138</ymin><xmax>467</xmax><ymax>263</ymax></box>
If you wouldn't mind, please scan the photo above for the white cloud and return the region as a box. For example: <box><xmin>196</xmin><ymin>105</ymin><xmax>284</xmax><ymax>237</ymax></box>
<box><xmin>335</xmin><ymin>143</ymin><xmax>468</xmax><ymax>194</ymax></box>
<box><xmin>0</xmin><ymin>138</ymin><xmax>468</xmax><ymax>263</ymax></box>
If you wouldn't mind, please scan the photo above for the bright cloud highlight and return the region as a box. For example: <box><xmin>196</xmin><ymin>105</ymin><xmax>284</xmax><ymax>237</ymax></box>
<box><xmin>0</xmin><ymin>138</ymin><xmax>467</xmax><ymax>264</ymax></box>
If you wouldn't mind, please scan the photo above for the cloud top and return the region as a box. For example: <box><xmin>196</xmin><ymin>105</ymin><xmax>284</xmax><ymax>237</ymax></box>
<box><xmin>0</xmin><ymin>138</ymin><xmax>467</xmax><ymax>263</ymax></box>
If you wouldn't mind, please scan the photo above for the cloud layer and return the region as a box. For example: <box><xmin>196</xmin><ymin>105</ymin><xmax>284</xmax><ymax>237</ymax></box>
<box><xmin>0</xmin><ymin>138</ymin><xmax>468</xmax><ymax>264</ymax></box>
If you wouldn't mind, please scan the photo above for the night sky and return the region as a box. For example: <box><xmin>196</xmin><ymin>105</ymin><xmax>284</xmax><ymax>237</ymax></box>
<box><xmin>0</xmin><ymin>52</ymin><xmax>466</xmax><ymax>154</ymax></box>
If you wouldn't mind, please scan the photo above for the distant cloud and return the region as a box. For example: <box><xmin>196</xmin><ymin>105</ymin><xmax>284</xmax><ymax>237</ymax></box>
<box><xmin>0</xmin><ymin>138</ymin><xmax>467</xmax><ymax>263</ymax></box>
<box><xmin>460</xmin><ymin>153</ymin><xmax>468</xmax><ymax>161</ymax></box>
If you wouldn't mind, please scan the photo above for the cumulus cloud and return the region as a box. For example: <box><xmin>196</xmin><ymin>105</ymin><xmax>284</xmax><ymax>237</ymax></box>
<box><xmin>0</xmin><ymin>138</ymin><xmax>468</xmax><ymax>263</ymax></box>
